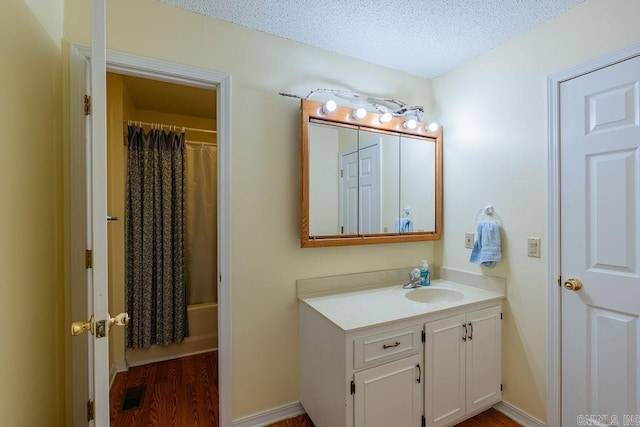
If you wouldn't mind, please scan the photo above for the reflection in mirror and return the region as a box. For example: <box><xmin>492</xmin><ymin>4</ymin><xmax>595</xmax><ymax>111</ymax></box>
<box><xmin>308</xmin><ymin>123</ymin><xmax>358</xmax><ymax>236</ymax></box>
<box><xmin>301</xmin><ymin>99</ymin><xmax>442</xmax><ymax>247</ymax></box>
<box><xmin>400</xmin><ymin>135</ymin><xmax>436</xmax><ymax>232</ymax></box>
<box><xmin>358</xmin><ymin>129</ymin><xmax>399</xmax><ymax>235</ymax></box>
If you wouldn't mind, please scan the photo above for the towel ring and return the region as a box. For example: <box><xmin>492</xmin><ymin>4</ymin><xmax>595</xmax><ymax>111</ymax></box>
<box><xmin>475</xmin><ymin>205</ymin><xmax>502</xmax><ymax>225</ymax></box>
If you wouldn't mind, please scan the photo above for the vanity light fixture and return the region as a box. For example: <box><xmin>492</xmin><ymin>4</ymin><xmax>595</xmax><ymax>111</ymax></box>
<box><xmin>379</xmin><ymin>112</ymin><xmax>393</xmax><ymax>123</ymax></box>
<box><xmin>428</xmin><ymin>122</ymin><xmax>440</xmax><ymax>132</ymax></box>
<box><xmin>322</xmin><ymin>100</ymin><xmax>337</xmax><ymax>114</ymax></box>
<box><xmin>403</xmin><ymin>119</ymin><xmax>418</xmax><ymax>130</ymax></box>
<box><xmin>352</xmin><ymin>108</ymin><xmax>367</xmax><ymax>120</ymax></box>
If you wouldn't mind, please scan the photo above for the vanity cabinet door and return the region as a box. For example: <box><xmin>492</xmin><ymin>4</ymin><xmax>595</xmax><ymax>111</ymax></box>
<box><xmin>353</xmin><ymin>354</ymin><xmax>423</xmax><ymax>427</ymax></box>
<box><xmin>424</xmin><ymin>314</ymin><xmax>467</xmax><ymax>427</ymax></box>
<box><xmin>466</xmin><ymin>305</ymin><xmax>502</xmax><ymax>414</ymax></box>
<box><xmin>424</xmin><ymin>305</ymin><xmax>502</xmax><ymax>427</ymax></box>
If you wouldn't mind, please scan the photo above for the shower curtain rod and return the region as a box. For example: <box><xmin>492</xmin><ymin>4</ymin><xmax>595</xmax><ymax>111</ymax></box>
<box><xmin>186</xmin><ymin>140</ymin><xmax>216</xmax><ymax>147</ymax></box>
<box><xmin>125</xmin><ymin>120</ymin><xmax>217</xmax><ymax>134</ymax></box>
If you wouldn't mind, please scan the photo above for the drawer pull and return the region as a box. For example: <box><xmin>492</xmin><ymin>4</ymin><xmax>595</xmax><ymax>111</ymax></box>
<box><xmin>382</xmin><ymin>341</ymin><xmax>401</xmax><ymax>349</ymax></box>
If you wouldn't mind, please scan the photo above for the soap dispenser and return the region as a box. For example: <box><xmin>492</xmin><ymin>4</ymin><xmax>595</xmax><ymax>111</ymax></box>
<box><xmin>420</xmin><ymin>260</ymin><xmax>431</xmax><ymax>286</ymax></box>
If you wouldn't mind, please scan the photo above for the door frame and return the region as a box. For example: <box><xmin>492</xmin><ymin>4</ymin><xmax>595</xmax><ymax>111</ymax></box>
<box><xmin>546</xmin><ymin>40</ymin><xmax>640</xmax><ymax>427</ymax></box>
<box><xmin>69</xmin><ymin>43</ymin><xmax>233</xmax><ymax>426</ymax></box>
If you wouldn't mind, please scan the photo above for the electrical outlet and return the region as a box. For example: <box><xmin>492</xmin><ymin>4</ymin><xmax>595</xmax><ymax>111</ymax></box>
<box><xmin>528</xmin><ymin>237</ymin><xmax>541</xmax><ymax>258</ymax></box>
<box><xmin>465</xmin><ymin>233</ymin><xmax>474</xmax><ymax>249</ymax></box>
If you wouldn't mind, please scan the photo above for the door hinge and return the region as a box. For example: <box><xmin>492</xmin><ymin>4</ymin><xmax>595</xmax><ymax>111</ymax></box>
<box><xmin>341</xmin><ymin>226</ymin><xmax>344</xmax><ymax>234</ymax></box>
<box><xmin>87</xmin><ymin>399</ymin><xmax>94</xmax><ymax>421</ymax></box>
<box><xmin>421</xmin><ymin>330</ymin><xmax>425</xmax><ymax>343</ymax></box>
<box><xmin>340</xmin><ymin>169</ymin><xmax>344</xmax><ymax>178</ymax></box>
<box><xmin>350</xmin><ymin>380</ymin><xmax>355</xmax><ymax>395</ymax></box>
<box><xmin>501</xmin><ymin>384</ymin><xmax>503</xmax><ymax>392</ymax></box>
<box><xmin>84</xmin><ymin>95</ymin><xmax>91</xmax><ymax>116</ymax></box>
<box><xmin>500</xmin><ymin>312</ymin><xmax>503</xmax><ymax>320</ymax></box>
<box><xmin>422</xmin><ymin>415</ymin><xmax>426</xmax><ymax>427</ymax></box>
<box><xmin>557</xmin><ymin>275</ymin><xmax>561</xmax><ymax>287</ymax></box>
<box><xmin>85</xmin><ymin>249</ymin><xmax>93</xmax><ymax>269</ymax></box>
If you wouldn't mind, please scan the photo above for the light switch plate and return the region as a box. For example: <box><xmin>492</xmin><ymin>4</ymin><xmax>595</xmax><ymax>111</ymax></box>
<box><xmin>528</xmin><ymin>237</ymin><xmax>541</xmax><ymax>258</ymax></box>
<box><xmin>465</xmin><ymin>233</ymin><xmax>474</xmax><ymax>249</ymax></box>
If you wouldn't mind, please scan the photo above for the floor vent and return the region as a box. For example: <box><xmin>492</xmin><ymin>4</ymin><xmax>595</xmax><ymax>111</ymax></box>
<box><xmin>119</xmin><ymin>385</ymin><xmax>146</xmax><ymax>412</ymax></box>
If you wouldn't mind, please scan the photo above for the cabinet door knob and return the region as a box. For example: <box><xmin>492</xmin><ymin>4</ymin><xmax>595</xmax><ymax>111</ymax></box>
<box><xmin>416</xmin><ymin>364</ymin><xmax>422</xmax><ymax>383</ymax></box>
<box><xmin>468</xmin><ymin>322</ymin><xmax>473</xmax><ymax>340</ymax></box>
<box><xmin>462</xmin><ymin>323</ymin><xmax>467</xmax><ymax>342</ymax></box>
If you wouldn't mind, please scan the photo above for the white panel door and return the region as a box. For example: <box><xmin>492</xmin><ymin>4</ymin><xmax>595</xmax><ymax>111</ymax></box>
<box><xmin>424</xmin><ymin>314</ymin><xmax>466</xmax><ymax>427</ymax></box>
<box><xmin>89</xmin><ymin>0</ymin><xmax>111</xmax><ymax>425</ymax></box>
<box><xmin>341</xmin><ymin>151</ymin><xmax>358</xmax><ymax>234</ymax></box>
<box><xmin>560</xmin><ymin>54</ymin><xmax>640</xmax><ymax>426</ymax></box>
<box><xmin>358</xmin><ymin>143</ymin><xmax>381</xmax><ymax>234</ymax></box>
<box><xmin>465</xmin><ymin>306</ymin><xmax>502</xmax><ymax>414</ymax></box>
<box><xmin>353</xmin><ymin>354</ymin><xmax>422</xmax><ymax>427</ymax></box>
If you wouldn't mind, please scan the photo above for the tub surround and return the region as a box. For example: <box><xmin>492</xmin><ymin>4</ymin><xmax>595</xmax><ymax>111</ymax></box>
<box><xmin>125</xmin><ymin>303</ymin><xmax>218</xmax><ymax>367</ymax></box>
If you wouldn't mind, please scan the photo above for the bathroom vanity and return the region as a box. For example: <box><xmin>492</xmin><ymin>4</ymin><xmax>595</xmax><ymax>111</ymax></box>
<box><xmin>298</xmin><ymin>269</ymin><xmax>504</xmax><ymax>427</ymax></box>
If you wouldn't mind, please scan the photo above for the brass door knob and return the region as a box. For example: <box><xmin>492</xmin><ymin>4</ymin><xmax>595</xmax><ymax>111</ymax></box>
<box><xmin>564</xmin><ymin>278</ymin><xmax>583</xmax><ymax>291</ymax></box>
<box><xmin>71</xmin><ymin>315</ymin><xmax>94</xmax><ymax>336</ymax></box>
<box><xmin>109</xmin><ymin>312</ymin><xmax>130</xmax><ymax>328</ymax></box>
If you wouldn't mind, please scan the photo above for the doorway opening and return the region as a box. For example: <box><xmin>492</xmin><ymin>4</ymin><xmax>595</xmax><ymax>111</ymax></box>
<box><xmin>105</xmin><ymin>72</ymin><xmax>219</xmax><ymax>425</ymax></box>
<box><xmin>68</xmin><ymin>43</ymin><xmax>232</xmax><ymax>427</ymax></box>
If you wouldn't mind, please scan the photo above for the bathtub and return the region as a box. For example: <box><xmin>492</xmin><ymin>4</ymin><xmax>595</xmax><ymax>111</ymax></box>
<box><xmin>126</xmin><ymin>302</ymin><xmax>218</xmax><ymax>367</ymax></box>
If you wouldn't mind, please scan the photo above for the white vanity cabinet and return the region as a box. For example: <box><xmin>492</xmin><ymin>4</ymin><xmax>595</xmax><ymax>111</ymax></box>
<box><xmin>424</xmin><ymin>305</ymin><xmax>502</xmax><ymax>427</ymax></box>
<box><xmin>299</xmin><ymin>303</ymin><xmax>423</xmax><ymax>427</ymax></box>
<box><xmin>298</xmin><ymin>277</ymin><xmax>504</xmax><ymax>427</ymax></box>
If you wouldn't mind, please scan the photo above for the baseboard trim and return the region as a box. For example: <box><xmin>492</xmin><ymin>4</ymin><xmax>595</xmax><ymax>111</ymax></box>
<box><xmin>109</xmin><ymin>360</ymin><xmax>129</xmax><ymax>389</ymax></box>
<box><xmin>494</xmin><ymin>401</ymin><xmax>546</xmax><ymax>427</ymax></box>
<box><xmin>232</xmin><ymin>402</ymin><xmax>305</xmax><ymax>427</ymax></box>
<box><xmin>109</xmin><ymin>363</ymin><xmax>118</xmax><ymax>389</ymax></box>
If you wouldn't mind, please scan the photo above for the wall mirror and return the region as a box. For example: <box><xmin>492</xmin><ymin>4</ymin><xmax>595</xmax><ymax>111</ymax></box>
<box><xmin>301</xmin><ymin>99</ymin><xmax>442</xmax><ymax>247</ymax></box>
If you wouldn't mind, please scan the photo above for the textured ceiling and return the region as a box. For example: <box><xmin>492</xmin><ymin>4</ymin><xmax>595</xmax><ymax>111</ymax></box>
<box><xmin>159</xmin><ymin>0</ymin><xmax>584</xmax><ymax>78</ymax></box>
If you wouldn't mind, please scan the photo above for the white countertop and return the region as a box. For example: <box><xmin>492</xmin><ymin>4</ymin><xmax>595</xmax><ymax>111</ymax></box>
<box><xmin>299</xmin><ymin>279</ymin><xmax>504</xmax><ymax>332</ymax></box>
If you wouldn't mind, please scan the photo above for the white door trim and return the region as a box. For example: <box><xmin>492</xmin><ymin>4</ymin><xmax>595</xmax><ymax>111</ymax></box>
<box><xmin>69</xmin><ymin>43</ymin><xmax>233</xmax><ymax>427</ymax></box>
<box><xmin>546</xmin><ymin>40</ymin><xmax>640</xmax><ymax>427</ymax></box>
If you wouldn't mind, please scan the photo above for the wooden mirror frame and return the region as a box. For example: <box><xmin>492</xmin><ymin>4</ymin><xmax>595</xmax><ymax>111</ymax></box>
<box><xmin>300</xmin><ymin>99</ymin><xmax>443</xmax><ymax>247</ymax></box>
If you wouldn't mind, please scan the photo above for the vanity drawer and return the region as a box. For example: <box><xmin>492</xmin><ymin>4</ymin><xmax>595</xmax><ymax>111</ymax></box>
<box><xmin>353</xmin><ymin>325</ymin><xmax>422</xmax><ymax>370</ymax></box>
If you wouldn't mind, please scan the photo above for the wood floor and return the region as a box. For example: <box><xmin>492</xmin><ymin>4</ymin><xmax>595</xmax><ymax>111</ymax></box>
<box><xmin>110</xmin><ymin>352</ymin><xmax>517</xmax><ymax>427</ymax></box>
<box><xmin>109</xmin><ymin>351</ymin><xmax>218</xmax><ymax>426</ymax></box>
<box><xmin>266</xmin><ymin>408</ymin><xmax>520</xmax><ymax>427</ymax></box>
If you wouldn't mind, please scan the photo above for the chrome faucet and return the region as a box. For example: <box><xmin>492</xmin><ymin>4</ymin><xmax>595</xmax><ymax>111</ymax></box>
<box><xmin>403</xmin><ymin>268</ymin><xmax>422</xmax><ymax>289</ymax></box>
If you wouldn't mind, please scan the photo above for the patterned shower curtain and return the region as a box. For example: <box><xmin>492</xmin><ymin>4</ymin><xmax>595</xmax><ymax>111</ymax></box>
<box><xmin>125</xmin><ymin>125</ymin><xmax>188</xmax><ymax>349</ymax></box>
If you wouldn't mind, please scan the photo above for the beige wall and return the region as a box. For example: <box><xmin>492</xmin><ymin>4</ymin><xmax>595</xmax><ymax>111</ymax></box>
<box><xmin>1</xmin><ymin>0</ymin><xmax>65</xmax><ymax>425</ymax></box>
<box><xmin>433</xmin><ymin>0</ymin><xmax>640</xmax><ymax>421</ymax></box>
<box><xmin>61</xmin><ymin>3</ymin><xmax>436</xmax><ymax>417</ymax></box>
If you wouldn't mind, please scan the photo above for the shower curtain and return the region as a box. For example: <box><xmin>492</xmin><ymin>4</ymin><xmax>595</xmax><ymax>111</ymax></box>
<box><xmin>185</xmin><ymin>144</ymin><xmax>218</xmax><ymax>304</ymax></box>
<box><xmin>125</xmin><ymin>126</ymin><xmax>188</xmax><ymax>349</ymax></box>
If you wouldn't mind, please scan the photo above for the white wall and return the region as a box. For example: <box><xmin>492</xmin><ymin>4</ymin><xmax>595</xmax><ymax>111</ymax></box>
<box><xmin>433</xmin><ymin>0</ymin><xmax>640</xmax><ymax>421</ymax></box>
<box><xmin>63</xmin><ymin>0</ymin><xmax>435</xmax><ymax>419</ymax></box>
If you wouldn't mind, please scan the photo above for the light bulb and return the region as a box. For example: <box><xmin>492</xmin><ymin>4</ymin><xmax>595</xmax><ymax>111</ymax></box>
<box><xmin>352</xmin><ymin>108</ymin><xmax>367</xmax><ymax>120</ymax></box>
<box><xmin>322</xmin><ymin>100</ymin><xmax>337</xmax><ymax>114</ymax></box>
<box><xmin>379</xmin><ymin>112</ymin><xmax>392</xmax><ymax>123</ymax></box>
<box><xmin>403</xmin><ymin>119</ymin><xmax>417</xmax><ymax>130</ymax></box>
<box><xmin>428</xmin><ymin>122</ymin><xmax>439</xmax><ymax>132</ymax></box>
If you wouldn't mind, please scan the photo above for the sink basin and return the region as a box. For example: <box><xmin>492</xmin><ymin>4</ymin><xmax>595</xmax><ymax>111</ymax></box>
<box><xmin>405</xmin><ymin>287</ymin><xmax>465</xmax><ymax>303</ymax></box>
